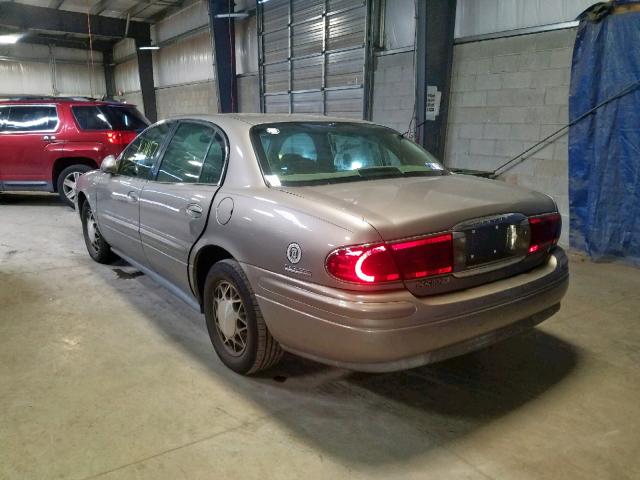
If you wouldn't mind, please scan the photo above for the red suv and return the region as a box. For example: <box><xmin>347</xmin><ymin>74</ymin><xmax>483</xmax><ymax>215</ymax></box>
<box><xmin>0</xmin><ymin>97</ymin><xmax>148</xmax><ymax>206</ymax></box>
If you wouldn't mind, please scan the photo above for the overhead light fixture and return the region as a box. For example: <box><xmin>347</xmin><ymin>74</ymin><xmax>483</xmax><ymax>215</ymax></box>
<box><xmin>138</xmin><ymin>45</ymin><xmax>160</xmax><ymax>50</ymax></box>
<box><xmin>0</xmin><ymin>34</ymin><xmax>23</xmax><ymax>45</ymax></box>
<box><xmin>215</xmin><ymin>12</ymin><xmax>250</xmax><ymax>18</ymax></box>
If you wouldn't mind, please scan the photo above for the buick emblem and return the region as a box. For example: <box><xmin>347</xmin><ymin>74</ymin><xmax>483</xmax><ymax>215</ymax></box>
<box><xmin>287</xmin><ymin>243</ymin><xmax>302</xmax><ymax>264</ymax></box>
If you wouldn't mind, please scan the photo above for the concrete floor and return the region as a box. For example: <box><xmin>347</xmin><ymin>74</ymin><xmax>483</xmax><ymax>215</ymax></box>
<box><xmin>1</xmin><ymin>192</ymin><xmax>639</xmax><ymax>480</ymax></box>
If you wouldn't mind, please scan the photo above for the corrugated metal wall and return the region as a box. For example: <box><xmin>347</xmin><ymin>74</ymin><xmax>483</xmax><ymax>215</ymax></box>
<box><xmin>258</xmin><ymin>0</ymin><xmax>370</xmax><ymax>118</ymax></box>
<box><xmin>455</xmin><ymin>0</ymin><xmax>594</xmax><ymax>37</ymax></box>
<box><xmin>0</xmin><ymin>43</ymin><xmax>105</xmax><ymax>98</ymax></box>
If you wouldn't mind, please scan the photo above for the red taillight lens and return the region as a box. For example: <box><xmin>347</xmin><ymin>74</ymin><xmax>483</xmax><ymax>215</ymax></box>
<box><xmin>326</xmin><ymin>244</ymin><xmax>400</xmax><ymax>284</ymax></box>
<box><xmin>106</xmin><ymin>131</ymin><xmax>137</xmax><ymax>145</ymax></box>
<box><xmin>325</xmin><ymin>233</ymin><xmax>454</xmax><ymax>285</ymax></box>
<box><xmin>390</xmin><ymin>233</ymin><xmax>453</xmax><ymax>279</ymax></box>
<box><xmin>528</xmin><ymin>213</ymin><xmax>561</xmax><ymax>254</ymax></box>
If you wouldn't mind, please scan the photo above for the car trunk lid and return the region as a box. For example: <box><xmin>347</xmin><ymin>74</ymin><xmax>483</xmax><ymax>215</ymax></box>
<box><xmin>280</xmin><ymin>174</ymin><xmax>558</xmax><ymax>296</ymax></box>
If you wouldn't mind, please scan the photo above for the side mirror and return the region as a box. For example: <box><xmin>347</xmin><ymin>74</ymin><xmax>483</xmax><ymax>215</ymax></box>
<box><xmin>100</xmin><ymin>155</ymin><xmax>117</xmax><ymax>174</ymax></box>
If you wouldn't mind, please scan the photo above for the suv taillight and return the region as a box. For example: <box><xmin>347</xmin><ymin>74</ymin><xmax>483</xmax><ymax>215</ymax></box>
<box><xmin>326</xmin><ymin>233</ymin><xmax>453</xmax><ymax>285</ymax></box>
<box><xmin>528</xmin><ymin>213</ymin><xmax>561</xmax><ymax>254</ymax></box>
<box><xmin>106</xmin><ymin>131</ymin><xmax>137</xmax><ymax>145</ymax></box>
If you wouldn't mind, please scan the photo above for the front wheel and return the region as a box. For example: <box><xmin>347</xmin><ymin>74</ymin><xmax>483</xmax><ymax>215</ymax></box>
<box><xmin>204</xmin><ymin>259</ymin><xmax>283</xmax><ymax>374</ymax></box>
<box><xmin>81</xmin><ymin>201</ymin><xmax>114</xmax><ymax>264</ymax></box>
<box><xmin>57</xmin><ymin>164</ymin><xmax>92</xmax><ymax>208</ymax></box>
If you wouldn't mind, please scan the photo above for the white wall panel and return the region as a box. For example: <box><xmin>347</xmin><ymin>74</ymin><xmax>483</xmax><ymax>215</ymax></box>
<box><xmin>114</xmin><ymin>58</ymin><xmax>141</xmax><ymax>94</ymax></box>
<box><xmin>384</xmin><ymin>0</ymin><xmax>415</xmax><ymax>50</ymax></box>
<box><xmin>113</xmin><ymin>38</ymin><xmax>136</xmax><ymax>62</ymax></box>
<box><xmin>153</xmin><ymin>0</ymin><xmax>209</xmax><ymax>43</ymax></box>
<box><xmin>236</xmin><ymin>15</ymin><xmax>259</xmax><ymax>75</ymax></box>
<box><xmin>0</xmin><ymin>60</ymin><xmax>53</xmax><ymax>95</ymax></box>
<box><xmin>55</xmin><ymin>63</ymin><xmax>106</xmax><ymax>97</ymax></box>
<box><xmin>455</xmin><ymin>0</ymin><xmax>594</xmax><ymax>37</ymax></box>
<box><xmin>154</xmin><ymin>31</ymin><xmax>215</xmax><ymax>87</ymax></box>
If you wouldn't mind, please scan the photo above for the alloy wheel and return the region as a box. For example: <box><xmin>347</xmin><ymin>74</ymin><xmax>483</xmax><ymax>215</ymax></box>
<box><xmin>213</xmin><ymin>281</ymin><xmax>248</xmax><ymax>356</ymax></box>
<box><xmin>62</xmin><ymin>171</ymin><xmax>81</xmax><ymax>202</ymax></box>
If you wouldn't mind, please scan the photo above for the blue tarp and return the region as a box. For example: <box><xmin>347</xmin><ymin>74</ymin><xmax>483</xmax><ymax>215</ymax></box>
<box><xmin>569</xmin><ymin>0</ymin><xmax>640</xmax><ymax>264</ymax></box>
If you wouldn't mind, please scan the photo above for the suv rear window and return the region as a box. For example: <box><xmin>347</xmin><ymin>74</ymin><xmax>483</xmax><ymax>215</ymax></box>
<box><xmin>72</xmin><ymin>105</ymin><xmax>148</xmax><ymax>131</ymax></box>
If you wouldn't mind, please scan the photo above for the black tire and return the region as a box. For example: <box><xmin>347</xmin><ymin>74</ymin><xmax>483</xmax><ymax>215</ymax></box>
<box><xmin>204</xmin><ymin>259</ymin><xmax>283</xmax><ymax>375</ymax></box>
<box><xmin>81</xmin><ymin>201</ymin><xmax>114</xmax><ymax>264</ymax></box>
<box><xmin>57</xmin><ymin>164</ymin><xmax>92</xmax><ymax>208</ymax></box>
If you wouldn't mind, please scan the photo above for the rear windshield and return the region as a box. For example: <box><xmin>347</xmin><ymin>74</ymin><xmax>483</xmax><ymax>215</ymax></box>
<box><xmin>72</xmin><ymin>105</ymin><xmax>148</xmax><ymax>131</ymax></box>
<box><xmin>251</xmin><ymin>122</ymin><xmax>447</xmax><ymax>187</ymax></box>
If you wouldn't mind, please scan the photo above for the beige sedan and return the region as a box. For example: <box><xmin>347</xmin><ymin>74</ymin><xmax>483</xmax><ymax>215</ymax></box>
<box><xmin>76</xmin><ymin>114</ymin><xmax>569</xmax><ymax>375</ymax></box>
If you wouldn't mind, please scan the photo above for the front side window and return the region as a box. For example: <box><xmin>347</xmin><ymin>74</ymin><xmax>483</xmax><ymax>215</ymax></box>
<box><xmin>251</xmin><ymin>122</ymin><xmax>446</xmax><ymax>186</ymax></box>
<box><xmin>118</xmin><ymin>123</ymin><xmax>171</xmax><ymax>179</ymax></box>
<box><xmin>3</xmin><ymin>106</ymin><xmax>58</xmax><ymax>132</ymax></box>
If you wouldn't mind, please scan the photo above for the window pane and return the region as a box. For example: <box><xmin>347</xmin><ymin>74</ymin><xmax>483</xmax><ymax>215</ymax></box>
<box><xmin>199</xmin><ymin>132</ymin><xmax>226</xmax><ymax>184</ymax></box>
<box><xmin>6</xmin><ymin>106</ymin><xmax>58</xmax><ymax>131</ymax></box>
<box><xmin>251</xmin><ymin>122</ymin><xmax>444</xmax><ymax>186</ymax></box>
<box><xmin>73</xmin><ymin>105</ymin><xmax>148</xmax><ymax>131</ymax></box>
<box><xmin>118</xmin><ymin>123</ymin><xmax>170</xmax><ymax>179</ymax></box>
<box><xmin>157</xmin><ymin>123</ymin><xmax>213</xmax><ymax>183</ymax></box>
<box><xmin>0</xmin><ymin>107</ymin><xmax>9</xmax><ymax>132</ymax></box>
<box><xmin>72</xmin><ymin>106</ymin><xmax>111</xmax><ymax>130</ymax></box>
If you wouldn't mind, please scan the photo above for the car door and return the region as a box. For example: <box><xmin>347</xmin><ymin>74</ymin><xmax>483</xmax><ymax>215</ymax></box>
<box><xmin>96</xmin><ymin>122</ymin><xmax>173</xmax><ymax>265</ymax></box>
<box><xmin>0</xmin><ymin>104</ymin><xmax>63</xmax><ymax>188</ymax></box>
<box><xmin>139</xmin><ymin>121</ymin><xmax>227</xmax><ymax>296</ymax></box>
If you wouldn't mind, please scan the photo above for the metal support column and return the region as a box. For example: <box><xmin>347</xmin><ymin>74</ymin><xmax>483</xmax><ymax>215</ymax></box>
<box><xmin>135</xmin><ymin>37</ymin><xmax>158</xmax><ymax>122</ymax></box>
<box><xmin>208</xmin><ymin>0</ymin><xmax>238</xmax><ymax>113</ymax></box>
<box><xmin>415</xmin><ymin>0</ymin><xmax>457</xmax><ymax>159</ymax></box>
<box><xmin>103</xmin><ymin>49</ymin><xmax>116</xmax><ymax>99</ymax></box>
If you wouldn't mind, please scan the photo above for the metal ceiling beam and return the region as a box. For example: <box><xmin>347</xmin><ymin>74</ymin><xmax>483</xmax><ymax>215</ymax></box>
<box><xmin>0</xmin><ymin>2</ymin><xmax>151</xmax><ymax>41</ymax></box>
<box><xmin>21</xmin><ymin>33</ymin><xmax>115</xmax><ymax>51</ymax></box>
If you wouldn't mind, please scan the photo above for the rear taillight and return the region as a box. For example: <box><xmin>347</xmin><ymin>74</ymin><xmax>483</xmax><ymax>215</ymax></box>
<box><xmin>325</xmin><ymin>244</ymin><xmax>400</xmax><ymax>284</ymax></box>
<box><xmin>390</xmin><ymin>234</ymin><xmax>453</xmax><ymax>279</ymax></box>
<box><xmin>106</xmin><ymin>131</ymin><xmax>137</xmax><ymax>145</ymax></box>
<box><xmin>528</xmin><ymin>213</ymin><xmax>561</xmax><ymax>254</ymax></box>
<box><xmin>325</xmin><ymin>233</ymin><xmax>453</xmax><ymax>285</ymax></box>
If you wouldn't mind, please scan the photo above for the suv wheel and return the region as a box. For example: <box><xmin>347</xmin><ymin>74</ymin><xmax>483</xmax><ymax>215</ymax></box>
<box><xmin>81</xmin><ymin>201</ymin><xmax>114</xmax><ymax>264</ymax></box>
<box><xmin>204</xmin><ymin>259</ymin><xmax>283</xmax><ymax>374</ymax></box>
<box><xmin>57</xmin><ymin>165</ymin><xmax>92</xmax><ymax>208</ymax></box>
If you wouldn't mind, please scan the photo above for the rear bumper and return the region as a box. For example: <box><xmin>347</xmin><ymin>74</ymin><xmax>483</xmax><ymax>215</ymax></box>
<box><xmin>243</xmin><ymin>247</ymin><xmax>569</xmax><ymax>372</ymax></box>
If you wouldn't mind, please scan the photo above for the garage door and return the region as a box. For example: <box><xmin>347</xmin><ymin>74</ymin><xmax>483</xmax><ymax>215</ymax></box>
<box><xmin>257</xmin><ymin>0</ymin><xmax>372</xmax><ymax>119</ymax></box>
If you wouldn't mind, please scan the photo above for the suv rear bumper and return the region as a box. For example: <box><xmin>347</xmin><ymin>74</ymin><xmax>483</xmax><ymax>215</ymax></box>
<box><xmin>243</xmin><ymin>247</ymin><xmax>569</xmax><ymax>372</ymax></box>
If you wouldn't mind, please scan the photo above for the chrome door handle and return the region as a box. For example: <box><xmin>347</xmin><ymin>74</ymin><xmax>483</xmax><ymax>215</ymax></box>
<box><xmin>186</xmin><ymin>203</ymin><xmax>203</xmax><ymax>218</ymax></box>
<box><xmin>127</xmin><ymin>192</ymin><xmax>139</xmax><ymax>203</ymax></box>
<box><xmin>42</xmin><ymin>135</ymin><xmax>56</xmax><ymax>142</ymax></box>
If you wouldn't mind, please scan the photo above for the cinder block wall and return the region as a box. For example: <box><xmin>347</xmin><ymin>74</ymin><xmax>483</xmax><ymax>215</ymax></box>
<box><xmin>155</xmin><ymin>81</ymin><xmax>219</xmax><ymax>119</ymax></box>
<box><xmin>445</xmin><ymin>29</ymin><xmax>576</xmax><ymax>245</ymax></box>
<box><xmin>371</xmin><ymin>51</ymin><xmax>416</xmax><ymax>134</ymax></box>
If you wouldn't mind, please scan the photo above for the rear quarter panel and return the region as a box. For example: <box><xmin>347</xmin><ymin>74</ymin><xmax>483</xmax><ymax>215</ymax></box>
<box><xmin>191</xmin><ymin>185</ymin><xmax>394</xmax><ymax>292</ymax></box>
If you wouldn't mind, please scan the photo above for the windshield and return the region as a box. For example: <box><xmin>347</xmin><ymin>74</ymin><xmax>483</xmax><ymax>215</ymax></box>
<box><xmin>251</xmin><ymin>122</ymin><xmax>447</xmax><ymax>187</ymax></box>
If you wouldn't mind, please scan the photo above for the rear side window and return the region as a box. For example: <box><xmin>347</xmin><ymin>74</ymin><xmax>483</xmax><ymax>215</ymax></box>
<box><xmin>2</xmin><ymin>106</ymin><xmax>58</xmax><ymax>132</ymax></box>
<box><xmin>72</xmin><ymin>105</ymin><xmax>148</xmax><ymax>131</ymax></box>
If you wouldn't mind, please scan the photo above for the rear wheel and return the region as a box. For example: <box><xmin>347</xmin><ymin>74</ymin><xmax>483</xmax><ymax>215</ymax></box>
<box><xmin>81</xmin><ymin>201</ymin><xmax>114</xmax><ymax>264</ymax></box>
<box><xmin>204</xmin><ymin>259</ymin><xmax>283</xmax><ymax>374</ymax></box>
<box><xmin>57</xmin><ymin>164</ymin><xmax>92</xmax><ymax>208</ymax></box>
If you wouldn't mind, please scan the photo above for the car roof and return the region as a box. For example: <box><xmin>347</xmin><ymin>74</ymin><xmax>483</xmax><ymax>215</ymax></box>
<box><xmin>0</xmin><ymin>97</ymin><xmax>137</xmax><ymax>107</ymax></box>
<box><xmin>168</xmin><ymin>113</ymin><xmax>374</xmax><ymax>127</ymax></box>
